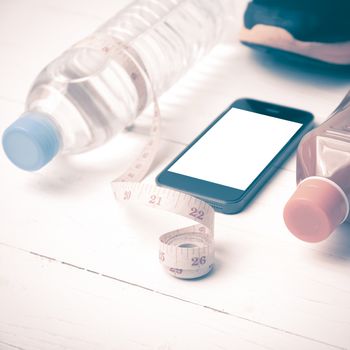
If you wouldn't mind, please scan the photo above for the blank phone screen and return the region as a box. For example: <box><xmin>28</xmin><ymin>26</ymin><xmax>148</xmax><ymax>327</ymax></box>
<box><xmin>168</xmin><ymin>107</ymin><xmax>303</xmax><ymax>191</ymax></box>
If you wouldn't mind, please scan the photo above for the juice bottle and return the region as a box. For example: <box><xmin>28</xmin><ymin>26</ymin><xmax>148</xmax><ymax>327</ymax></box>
<box><xmin>284</xmin><ymin>92</ymin><xmax>350</xmax><ymax>242</ymax></box>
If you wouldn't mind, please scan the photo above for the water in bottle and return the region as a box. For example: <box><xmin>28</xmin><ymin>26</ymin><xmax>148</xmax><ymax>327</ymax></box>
<box><xmin>2</xmin><ymin>0</ymin><xmax>232</xmax><ymax>171</ymax></box>
<box><xmin>284</xmin><ymin>91</ymin><xmax>350</xmax><ymax>242</ymax></box>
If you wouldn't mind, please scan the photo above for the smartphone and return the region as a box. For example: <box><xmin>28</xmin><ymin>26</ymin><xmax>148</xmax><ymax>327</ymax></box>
<box><xmin>156</xmin><ymin>98</ymin><xmax>314</xmax><ymax>214</ymax></box>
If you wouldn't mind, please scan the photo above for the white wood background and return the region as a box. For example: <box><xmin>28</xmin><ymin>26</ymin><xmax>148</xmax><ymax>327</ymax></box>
<box><xmin>1</xmin><ymin>1</ymin><xmax>350</xmax><ymax>349</ymax></box>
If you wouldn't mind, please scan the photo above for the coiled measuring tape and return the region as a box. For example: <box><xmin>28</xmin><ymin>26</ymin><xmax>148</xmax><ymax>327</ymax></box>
<box><xmin>75</xmin><ymin>34</ymin><xmax>215</xmax><ymax>279</ymax></box>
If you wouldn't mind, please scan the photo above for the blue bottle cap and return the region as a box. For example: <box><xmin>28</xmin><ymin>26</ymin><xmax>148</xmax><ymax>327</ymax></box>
<box><xmin>2</xmin><ymin>112</ymin><xmax>61</xmax><ymax>171</ymax></box>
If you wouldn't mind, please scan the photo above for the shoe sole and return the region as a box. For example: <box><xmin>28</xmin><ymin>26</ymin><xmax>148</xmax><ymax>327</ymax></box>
<box><xmin>240</xmin><ymin>24</ymin><xmax>350</xmax><ymax>66</ymax></box>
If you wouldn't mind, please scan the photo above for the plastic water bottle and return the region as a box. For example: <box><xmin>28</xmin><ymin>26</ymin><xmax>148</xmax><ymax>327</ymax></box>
<box><xmin>3</xmin><ymin>0</ymin><xmax>232</xmax><ymax>171</ymax></box>
<box><xmin>284</xmin><ymin>91</ymin><xmax>350</xmax><ymax>242</ymax></box>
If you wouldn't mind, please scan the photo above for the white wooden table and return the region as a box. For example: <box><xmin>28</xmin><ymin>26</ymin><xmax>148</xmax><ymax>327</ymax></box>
<box><xmin>1</xmin><ymin>1</ymin><xmax>350</xmax><ymax>349</ymax></box>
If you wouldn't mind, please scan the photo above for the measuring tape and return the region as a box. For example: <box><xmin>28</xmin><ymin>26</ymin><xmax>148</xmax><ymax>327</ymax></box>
<box><xmin>75</xmin><ymin>33</ymin><xmax>215</xmax><ymax>279</ymax></box>
<box><xmin>112</xmin><ymin>183</ymin><xmax>215</xmax><ymax>279</ymax></box>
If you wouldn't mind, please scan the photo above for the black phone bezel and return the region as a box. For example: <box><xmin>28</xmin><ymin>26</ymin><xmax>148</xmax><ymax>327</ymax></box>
<box><xmin>156</xmin><ymin>98</ymin><xmax>314</xmax><ymax>214</ymax></box>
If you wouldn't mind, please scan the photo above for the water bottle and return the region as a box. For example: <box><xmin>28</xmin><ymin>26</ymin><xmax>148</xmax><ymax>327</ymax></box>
<box><xmin>284</xmin><ymin>91</ymin><xmax>350</xmax><ymax>242</ymax></box>
<box><xmin>2</xmin><ymin>0</ymin><xmax>232</xmax><ymax>171</ymax></box>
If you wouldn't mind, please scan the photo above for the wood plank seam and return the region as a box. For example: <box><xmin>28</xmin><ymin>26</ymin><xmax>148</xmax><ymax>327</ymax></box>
<box><xmin>1</xmin><ymin>245</ymin><xmax>341</xmax><ymax>350</ymax></box>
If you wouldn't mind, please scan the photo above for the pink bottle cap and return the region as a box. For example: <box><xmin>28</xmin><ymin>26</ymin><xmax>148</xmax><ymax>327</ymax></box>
<box><xmin>284</xmin><ymin>177</ymin><xmax>349</xmax><ymax>242</ymax></box>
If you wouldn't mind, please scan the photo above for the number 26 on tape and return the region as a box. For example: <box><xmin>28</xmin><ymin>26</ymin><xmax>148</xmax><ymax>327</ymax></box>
<box><xmin>192</xmin><ymin>256</ymin><xmax>207</xmax><ymax>266</ymax></box>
